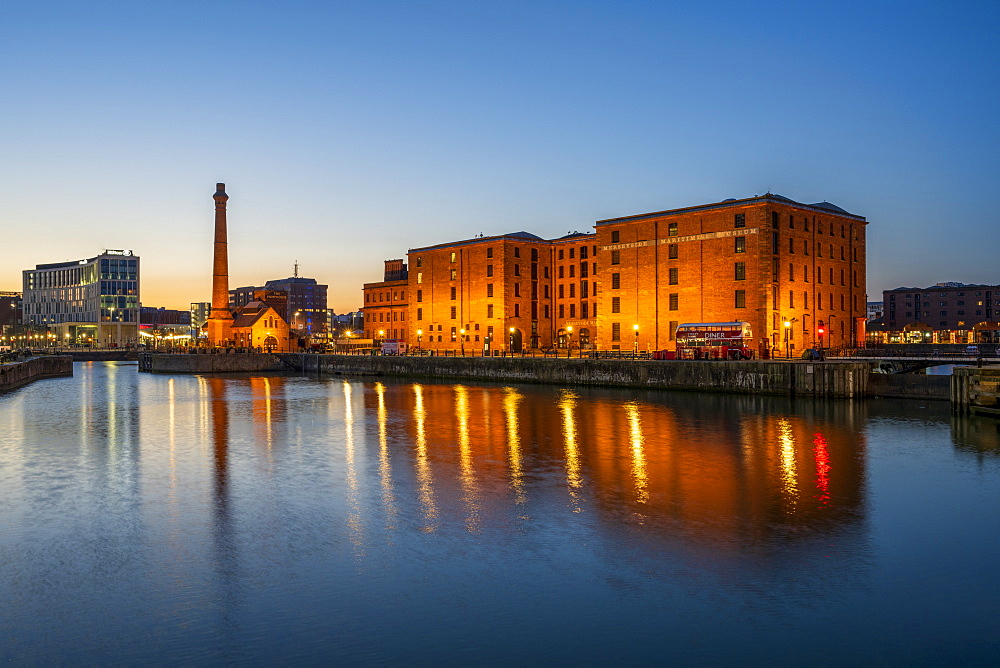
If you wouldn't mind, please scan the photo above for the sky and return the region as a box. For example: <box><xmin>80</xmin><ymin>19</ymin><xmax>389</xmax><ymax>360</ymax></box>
<box><xmin>1</xmin><ymin>0</ymin><xmax>998</xmax><ymax>312</ymax></box>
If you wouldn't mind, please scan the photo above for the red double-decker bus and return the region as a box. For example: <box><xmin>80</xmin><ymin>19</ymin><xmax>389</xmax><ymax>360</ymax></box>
<box><xmin>675</xmin><ymin>322</ymin><xmax>754</xmax><ymax>360</ymax></box>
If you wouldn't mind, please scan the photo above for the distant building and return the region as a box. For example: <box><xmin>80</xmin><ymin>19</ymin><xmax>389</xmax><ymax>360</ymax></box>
<box><xmin>264</xmin><ymin>276</ymin><xmax>328</xmax><ymax>336</ymax></box>
<box><xmin>0</xmin><ymin>291</ymin><xmax>21</xmax><ymax>335</ymax></box>
<box><xmin>22</xmin><ymin>250</ymin><xmax>139</xmax><ymax>347</ymax></box>
<box><xmin>882</xmin><ymin>282</ymin><xmax>999</xmax><ymax>343</ymax></box>
<box><xmin>866</xmin><ymin>302</ymin><xmax>883</xmax><ymax>321</ymax></box>
<box><xmin>190</xmin><ymin>302</ymin><xmax>211</xmax><ymax>337</ymax></box>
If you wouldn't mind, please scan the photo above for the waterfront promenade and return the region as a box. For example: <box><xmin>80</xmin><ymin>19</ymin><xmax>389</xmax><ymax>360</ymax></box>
<box><xmin>0</xmin><ymin>355</ymin><xmax>73</xmax><ymax>391</ymax></box>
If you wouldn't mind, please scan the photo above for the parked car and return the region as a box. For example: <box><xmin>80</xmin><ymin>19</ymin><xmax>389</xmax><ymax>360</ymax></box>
<box><xmin>965</xmin><ymin>345</ymin><xmax>980</xmax><ymax>356</ymax></box>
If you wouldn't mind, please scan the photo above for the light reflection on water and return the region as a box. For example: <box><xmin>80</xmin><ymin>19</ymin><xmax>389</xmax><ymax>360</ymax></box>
<box><xmin>1</xmin><ymin>362</ymin><xmax>999</xmax><ymax>664</ymax></box>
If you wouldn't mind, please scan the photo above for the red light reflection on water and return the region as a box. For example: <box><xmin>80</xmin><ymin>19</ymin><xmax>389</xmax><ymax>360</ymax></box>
<box><xmin>813</xmin><ymin>432</ymin><xmax>831</xmax><ymax>505</ymax></box>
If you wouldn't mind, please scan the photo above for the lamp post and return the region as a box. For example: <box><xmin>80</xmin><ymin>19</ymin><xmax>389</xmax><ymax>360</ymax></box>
<box><xmin>509</xmin><ymin>327</ymin><xmax>516</xmax><ymax>355</ymax></box>
<box><xmin>566</xmin><ymin>326</ymin><xmax>573</xmax><ymax>358</ymax></box>
<box><xmin>783</xmin><ymin>319</ymin><xmax>792</xmax><ymax>359</ymax></box>
<box><xmin>460</xmin><ymin>328</ymin><xmax>466</xmax><ymax>356</ymax></box>
<box><xmin>633</xmin><ymin>324</ymin><xmax>639</xmax><ymax>355</ymax></box>
<box><xmin>378</xmin><ymin>329</ymin><xmax>385</xmax><ymax>355</ymax></box>
<box><xmin>417</xmin><ymin>329</ymin><xmax>423</xmax><ymax>350</ymax></box>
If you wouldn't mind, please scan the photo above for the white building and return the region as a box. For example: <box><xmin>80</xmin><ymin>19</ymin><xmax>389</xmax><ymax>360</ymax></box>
<box><xmin>22</xmin><ymin>250</ymin><xmax>139</xmax><ymax>347</ymax></box>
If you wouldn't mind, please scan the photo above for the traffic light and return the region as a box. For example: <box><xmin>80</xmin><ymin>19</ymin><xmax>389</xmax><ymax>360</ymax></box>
<box><xmin>817</xmin><ymin>320</ymin><xmax>826</xmax><ymax>337</ymax></box>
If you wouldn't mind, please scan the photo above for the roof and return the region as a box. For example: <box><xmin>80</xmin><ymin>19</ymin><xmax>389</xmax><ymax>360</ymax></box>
<box><xmin>231</xmin><ymin>301</ymin><xmax>280</xmax><ymax>328</ymax></box>
<box><xmin>596</xmin><ymin>193</ymin><xmax>866</xmax><ymax>225</ymax></box>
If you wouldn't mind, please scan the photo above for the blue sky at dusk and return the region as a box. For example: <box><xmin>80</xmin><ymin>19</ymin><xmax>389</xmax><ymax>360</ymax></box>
<box><xmin>2</xmin><ymin>0</ymin><xmax>997</xmax><ymax>311</ymax></box>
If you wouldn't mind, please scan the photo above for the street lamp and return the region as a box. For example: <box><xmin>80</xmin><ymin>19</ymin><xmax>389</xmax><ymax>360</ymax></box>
<box><xmin>509</xmin><ymin>327</ymin><xmax>516</xmax><ymax>354</ymax></box>
<box><xmin>417</xmin><ymin>329</ymin><xmax>423</xmax><ymax>349</ymax></box>
<box><xmin>783</xmin><ymin>317</ymin><xmax>798</xmax><ymax>358</ymax></box>
<box><xmin>566</xmin><ymin>326</ymin><xmax>573</xmax><ymax>358</ymax></box>
<box><xmin>378</xmin><ymin>329</ymin><xmax>385</xmax><ymax>355</ymax></box>
<box><xmin>633</xmin><ymin>324</ymin><xmax>639</xmax><ymax>355</ymax></box>
<box><xmin>460</xmin><ymin>328</ymin><xmax>466</xmax><ymax>356</ymax></box>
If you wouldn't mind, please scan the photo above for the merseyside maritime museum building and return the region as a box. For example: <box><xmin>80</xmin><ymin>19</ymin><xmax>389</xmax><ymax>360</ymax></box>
<box><xmin>22</xmin><ymin>250</ymin><xmax>139</xmax><ymax>347</ymax></box>
<box><xmin>362</xmin><ymin>194</ymin><xmax>869</xmax><ymax>357</ymax></box>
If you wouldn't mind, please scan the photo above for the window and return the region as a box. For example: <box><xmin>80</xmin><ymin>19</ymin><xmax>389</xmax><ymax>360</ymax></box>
<box><xmin>772</xmin><ymin>232</ymin><xmax>779</xmax><ymax>254</ymax></box>
<box><xmin>558</xmin><ymin>284</ymin><xmax>564</xmax><ymax>298</ymax></box>
<box><xmin>559</xmin><ymin>304</ymin><xmax>565</xmax><ymax>318</ymax></box>
<box><xmin>611</xmin><ymin>250</ymin><xmax>621</xmax><ymax>265</ymax></box>
<box><xmin>668</xmin><ymin>223</ymin><xmax>678</xmax><ymax>237</ymax></box>
<box><xmin>513</xmin><ymin>247</ymin><xmax>520</xmax><ymax>258</ymax></box>
<box><xmin>514</xmin><ymin>264</ymin><xmax>520</xmax><ymax>276</ymax></box>
<box><xmin>544</xmin><ymin>285</ymin><xmax>550</xmax><ymax>298</ymax></box>
<box><xmin>580</xmin><ymin>246</ymin><xmax>588</xmax><ymax>259</ymax></box>
<box><xmin>487</xmin><ymin>304</ymin><xmax>494</xmax><ymax>318</ymax></box>
<box><xmin>804</xmin><ymin>265</ymin><xmax>809</xmax><ymax>282</ymax></box>
<box><xmin>669</xmin><ymin>293</ymin><xmax>678</xmax><ymax>310</ymax></box>
<box><xmin>668</xmin><ymin>243</ymin><xmax>678</xmax><ymax>259</ymax></box>
<box><xmin>486</xmin><ymin>284</ymin><xmax>493</xmax><ymax>297</ymax></box>
<box><xmin>416</xmin><ymin>257</ymin><xmax>423</xmax><ymax>267</ymax></box>
<box><xmin>558</xmin><ymin>266</ymin><xmax>564</xmax><ymax>279</ymax></box>
<box><xmin>611</xmin><ymin>273</ymin><xmax>621</xmax><ymax>289</ymax></box>
<box><xmin>514</xmin><ymin>283</ymin><xmax>521</xmax><ymax>297</ymax></box>
<box><xmin>569</xmin><ymin>304</ymin><xmax>576</xmax><ymax>317</ymax></box>
<box><xmin>450</xmin><ymin>287</ymin><xmax>456</xmax><ymax>300</ymax></box>
<box><xmin>558</xmin><ymin>249</ymin><xmax>564</xmax><ymax>260</ymax></box>
<box><xmin>789</xmin><ymin>238</ymin><xmax>795</xmax><ymax>253</ymax></box>
<box><xmin>788</xmin><ymin>263</ymin><xmax>794</xmax><ymax>281</ymax></box>
<box><xmin>817</xmin><ymin>243</ymin><xmax>823</xmax><ymax>258</ymax></box>
<box><xmin>450</xmin><ymin>252</ymin><xmax>456</xmax><ymax>263</ymax></box>
<box><xmin>772</xmin><ymin>212</ymin><xmax>780</xmax><ymax>229</ymax></box>
<box><xmin>450</xmin><ymin>306</ymin><xmax>457</xmax><ymax>319</ymax></box>
<box><xmin>804</xmin><ymin>292</ymin><xmax>809</xmax><ymax>308</ymax></box>
<box><xmin>735</xmin><ymin>290</ymin><xmax>746</xmax><ymax>308</ymax></box>
<box><xmin>514</xmin><ymin>304</ymin><xmax>520</xmax><ymax>316</ymax></box>
<box><xmin>734</xmin><ymin>237</ymin><xmax>746</xmax><ymax>253</ymax></box>
<box><xmin>569</xmin><ymin>265</ymin><xmax>575</xmax><ymax>278</ymax></box>
<box><xmin>531</xmin><ymin>248</ymin><xmax>538</xmax><ymax>261</ymax></box>
<box><xmin>569</xmin><ymin>248</ymin><xmax>575</xmax><ymax>259</ymax></box>
<box><xmin>611</xmin><ymin>231</ymin><xmax>620</xmax><ymax>244</ymax></box>
<box><xmin>788</xmin><ymin>215</ymin><xmax>794</xmax><ymax>229</ymax></box>
<box><xmin>580</xmin><ymin>262</ymin><xmax>588</xmax><ymax>278</ymax></box>
<box><xmin>581</xmin><ymin>282</ymin><xmax>588</xmax><ymax>298</ymax></box>
<box><xmin>544</xmin><ymin>305</ymin><xmax>550</xmax><ymax>318</ymax></box>
<box><xmin>581</xmin><ymin>302</ymin><xmax>588</xmax><ymax>318</ymax></box>
<box><xmin>612</xmin><ymin>297</ymin><xmax>621</xmax><ymax>313</ymax></box>
<box><xmin>486</xmin><ymin>264</ymin><xmax>493</xmax><ymax>277</ymax></box>
<box><xmin>803</xmin><ymin>240</ymin><xmax>809</xmax><ymax>256</ymax></box>
<box><xmin>669</xmin><ymin>267</ymin><xmax>679</xmax><ymax>284</ymax></box>
<box><xmin>417</xmin><ymin>307</ymin><xmax>423</xmax><ymax>320</ymax></box>
<box><xmin>735</xmin><ymin>262</ymin><xmax>746</xmax><ymax>281</ymax></box>
<box><xmin>612</xmin><ymin>323</ymin><xmax>621</xmax><ymax>341</ymax></box>
<box><xmin>544</xmin><ymin>266</ymin><xmax>550</xmax><ymax>279</ymax></box>
<box><xmin>568</xmin><ymin>284</ymin><xmax>575</xmax><ymax>298</ymax></box>
<box><xmin>735</xmin><ymin>213</ymin><xmax>746</xmax><ymax>228</ymax></box>
<box><xmin>417</xmin><ymin>272</ymin><xmax>423</xmax><ymax>284</ymax></box>
<box><xmin>486</xmin><ymin>247</ymin><xmax>493</xmax><ymax>258</ymax></box>
<box><xmin>789</xmin><ymin>291</ymin><xmax>795</xmax><ymax>308</ymax></box>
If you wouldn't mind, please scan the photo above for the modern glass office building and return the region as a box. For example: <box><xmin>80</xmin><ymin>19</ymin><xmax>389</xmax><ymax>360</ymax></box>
<box><xmin>22</xmin><ymin>250</ymin><xmax>140</xmax><ymax>346</ymax></box>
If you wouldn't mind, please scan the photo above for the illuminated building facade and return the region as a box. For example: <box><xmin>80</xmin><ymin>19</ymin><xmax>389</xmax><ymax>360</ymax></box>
<box><xmin>362</xmin><ymin>259</ymin><xmax>408</xmax><ymax>341</ymax></box>
<box><xmin>364</xmin><ymin>194</ymin><xmax>868</xmax><ymax>354</ymax></box>
<box><xmin>596</xmin><ymin>194</ymin><xmax>868</xmax><ymax>354</ymax></box>
<box><xmin>230</xmin><ymin>300</ymin><xmax>291</xmax><ymax>351</ymax></box>
<box><xmin>22</xmin><ymin>249</ymin><xmax>140</xmax><ymax>346</ymax></box>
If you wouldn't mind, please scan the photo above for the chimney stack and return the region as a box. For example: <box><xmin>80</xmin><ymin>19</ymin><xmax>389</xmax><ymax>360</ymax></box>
<box><xmin>207</xmin><ymin>183</ymin><xmax>233</xmax><ymax>345</ymax></box>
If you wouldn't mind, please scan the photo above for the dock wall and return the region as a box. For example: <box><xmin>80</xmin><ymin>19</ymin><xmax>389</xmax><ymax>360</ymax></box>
<box><xmin>285</xmin><ymin>354</ymin><xmax>870</xmax><ymax>398</ymax></box>
<box><xmin>0</xmin><ymin>356</ymin><xmax>74</xmax><ymax>391</ymax></box>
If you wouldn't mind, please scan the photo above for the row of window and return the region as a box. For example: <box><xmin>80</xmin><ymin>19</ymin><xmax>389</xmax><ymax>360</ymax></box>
<box><xmin>788</xmin><ymin>265</ymin><xmax>857</xmax><ymax>286</ymax></box>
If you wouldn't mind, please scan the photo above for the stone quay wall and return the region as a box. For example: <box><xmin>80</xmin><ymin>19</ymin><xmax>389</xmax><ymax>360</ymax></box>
<box><xmin>281</xmin><ymin>354</ymin><xmax>870</xmax><ymax>398</ymax></box>
<box><xmin>140</xmin><ymin>352</ymin><xmax>290</xmax><ymax>374</ymax></box>
<box><xmin>953</xmin><ymin>365</ymin><xmax>1000</xmax><ymax>417</ymax></box>
<box><xmin>0</xmin><ymin>355</ymin><xmax>74</xmax><ymax>391</ymax></box>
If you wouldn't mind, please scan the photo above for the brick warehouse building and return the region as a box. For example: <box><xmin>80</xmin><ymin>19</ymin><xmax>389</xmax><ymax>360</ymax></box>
<box><xmin>362</xmin><ymin>194</ymin><xmax>868</xmax><ymax>355</ymax></box>
<box><xmin>362</xmin><ymin>259</ymin><xmax>410</xmax><ymax>342</ymax></box>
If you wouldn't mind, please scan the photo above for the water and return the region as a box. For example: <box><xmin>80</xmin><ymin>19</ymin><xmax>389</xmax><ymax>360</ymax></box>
<box><xmin>2</xmin><ymin>362</ymin><xmax>999</xmax><ymax>664</ymax></box>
